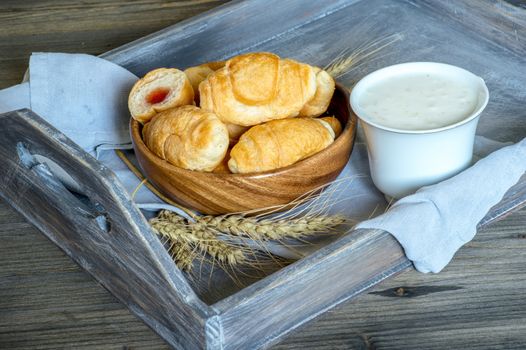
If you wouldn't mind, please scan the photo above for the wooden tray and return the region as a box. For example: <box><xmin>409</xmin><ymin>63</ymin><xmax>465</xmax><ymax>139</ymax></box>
<box><xmin>1</xmin><ymin>1</ymin><xmax>526</xmax><ymax>349</ymax></box>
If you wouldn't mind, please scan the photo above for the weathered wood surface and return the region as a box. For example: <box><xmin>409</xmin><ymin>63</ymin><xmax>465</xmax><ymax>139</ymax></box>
<box><xmin>1</xmin><ymin>1</ymin><xmax>526</xmax><ymax>349</ymax></box>
<box><xmin>0</xmin><ymin>110</ymin><xmax>215</xmax><ymax>349</ymax></box>
<box><xmin>0</xmin><ymin>105</ymin><xmax>521</xmax><ymax>350</ymax></box>
<box><xmin>0</xmin><ymin>0</ymin><xmax>229</xmax><ymax>90</ymax></box>
<box><xmin>272</xmin><ymin>211</ymin><xmax>526</xmax><ymax>350</ymax></box>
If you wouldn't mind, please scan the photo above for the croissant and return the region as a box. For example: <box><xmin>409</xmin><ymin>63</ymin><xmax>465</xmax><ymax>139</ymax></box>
<box><xmin>199</xmin><ymin>52</ymin><xmax>318</xmax><ymax>126</ymax></box>
<box><xmin>184</xmin><ymin>60</ymin><xmax>247</xmax><ymax>142</ymax></box>
<box><xmin>228</xmin><ymin>118</ymin><xmax>335</xmax><ymax>173</ymax></box>
<box><xmin>299</xmin><ymin>68</ymin><xmax>335</xmax><ymax>117</ymax></box>
<box><xmin>128</xmin><ymin>68</ymin><xmax>195</xmax><ymax>123</ymax></box>
<box><xmin>320</xmin><ymin>116</ymin><xmax>342</xmax><ymax>138</ymax></box>
<box><xmin>184</xmin><ymin>61</ymin><xmax>225</xmax><ymax>104</ymax></box>
<box><xmin>143</xmin><ymin>105</ymin><xmax>229</xmax><ymax>172</ymax></box>
<box><xmin>225</xmin><ymin>123</ymin><xmax>250</xmax><ymax>144</ymax></box>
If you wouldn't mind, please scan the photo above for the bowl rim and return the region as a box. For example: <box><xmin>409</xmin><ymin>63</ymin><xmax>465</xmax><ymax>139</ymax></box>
<box><xmin>130</xmin><ymin>84</ymin><xmax>357</xmax><ymax>179</ymax></box>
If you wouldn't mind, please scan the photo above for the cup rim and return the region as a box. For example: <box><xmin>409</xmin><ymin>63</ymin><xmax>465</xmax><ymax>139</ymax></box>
<box><xmin>349</xmin><ymin>62</ymin><xmax>490</xmax><ymax>134</ymax></box>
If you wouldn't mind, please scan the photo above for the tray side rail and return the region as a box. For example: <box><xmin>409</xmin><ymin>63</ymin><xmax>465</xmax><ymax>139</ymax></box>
<box><xmin>101</xmin><ymin>0</ymin><xmax>353</xmax><ymax>75</ymax></box>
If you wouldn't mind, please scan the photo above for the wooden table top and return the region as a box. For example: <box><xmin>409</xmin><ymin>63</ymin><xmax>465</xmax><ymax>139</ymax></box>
<box><xmin>1</xmin><ymin>1</ymin><xmax>526</xmax><ymax>349</ymax></box>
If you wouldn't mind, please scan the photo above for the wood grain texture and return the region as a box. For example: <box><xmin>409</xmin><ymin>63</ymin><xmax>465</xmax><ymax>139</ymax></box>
<box><xmin>100</xmin><ymin>0</ymin><xmax>353</xmax><ymax>75</ymax></box>
<box><xmin>0</xmin><ymin>0</ymin><xmax>229</xmax><ymax>89</ymax></box>
<box><xmin>2</xmin><ymin>200</ymin><xmax>526</xmax><ymax>350</ymax></box>
<box><xmin>1</xmin><ymin>1</ymin><xmax>526</xmax><ymax>350</ymax></box>
<box><xmin>0</xmin><ymin>199</ymin><xmax>170</xmax><ymax>350</ymax></box>
<box><xmin>131</xmin><ymin>85</ymin><xmax>356</xmax><ymax>214</ymax></box>
<box><xmin>272</xmin><ymin>211</ymin><xmax>526</xmax><ymax>350</ymax></box>
<box><xmin>0</xmin><ymin>110</ymin><xmax>214</xmax><ymax>349</ymax></box>
<box><xmin>212</xmin><ymin>229</ymin><xmax>411</xmax><ymax>350</ymax></box>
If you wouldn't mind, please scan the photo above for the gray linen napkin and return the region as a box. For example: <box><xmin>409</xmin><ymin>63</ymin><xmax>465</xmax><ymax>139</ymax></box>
<box><xmin>29</xmin><ymin>52</ymin><xmax>138</xmax><ymax>155</ymax></box>
<box><xmin>0</xmin><ymin>53</ymin><xmax>524</xmax><ymax>273</ymax></box>
<box><xmin>357</xmin><ymin>139</ymin><xmax>526</xmax><ymax>272</ymax></box>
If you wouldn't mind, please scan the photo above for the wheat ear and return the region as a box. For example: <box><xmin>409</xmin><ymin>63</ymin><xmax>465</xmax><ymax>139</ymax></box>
<box><xmin>195</xmin><ymin>214</ymin><xmax>347</xmax><ymax>240</ymax></box>
<box><xmin>325</xmin><ymin>32</ymin><xmax>403</xmax><ymax>78</ymax></box>
<box><xmin>150</xmin><ymin>215</ymin><xmax>246</xmax><ymax>270</ymax></box>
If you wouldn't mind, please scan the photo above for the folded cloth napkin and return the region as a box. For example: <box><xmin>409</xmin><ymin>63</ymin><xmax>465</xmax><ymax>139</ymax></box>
<box><xmin>0</xmin><ymin>52</ymin><xmax>524</xmax><ymax>273</ymax></box>
<box><xmin>0</xmin><ymin>83</ymin><xmax>30</xmax><ymax>112</ymax></box>
<box><xmin>28</xmin><ymin>53</ymin><xmax>138</xmax><ymax>155</ymax></box>
<box><xmin>357</xmin><ymin>139</ymin><xmax>526</xmax><ymax>273</ymax></box>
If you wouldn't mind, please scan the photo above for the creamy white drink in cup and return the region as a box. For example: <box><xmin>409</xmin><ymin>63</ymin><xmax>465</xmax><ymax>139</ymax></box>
<box><xmin>350</xmin><ymin>62</ymin><xmax>489</xmax><ymax>199</ymax></box>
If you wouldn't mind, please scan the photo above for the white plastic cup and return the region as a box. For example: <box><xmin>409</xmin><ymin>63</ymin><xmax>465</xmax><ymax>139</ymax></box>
<box><xmin>350</xmin><ymin>62</ymin><xmax>489</xmax><ymax>199</ymax></box>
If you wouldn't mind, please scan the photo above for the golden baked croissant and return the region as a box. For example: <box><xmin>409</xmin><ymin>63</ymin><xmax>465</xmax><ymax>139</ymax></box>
<box><xmin>320</xmin><ymin>116</ymin><xmax>342</xmax><ymax>138</ymax></box>
<box><xmin>185</xmin><ymin>61</ymin><xmax>225</xmax><ymax>91</ymax></box>
<box><xmin>225</xmin><ymin>123</ymin><xmax>250</xmax><ymax>144</ymax></box>
<box><xmin>228</xmin><ymin>118</ymin><xmax>335</xmax><ymax>173</ymax></box>
<box><xmin>199</xmin><ymin>52</ymin><xmax>318</xmax><ymax>126</ymax></box>
<box><xmin>143</xmin><ymin>105</ymin><xmax>229</xmax><ymax>172</ymax></box>
<box><xmin>184</xmin><ymin>61</ymin><xmax>225</xmax><ymax>104</ymax></box>
<box><xmin>184</xmin><ymin>60</ymin><xmax>245</xmax><ymax>142</ymax></box>
<box><xmin>299</xmin><ymin>68</ymin><xmax>335</xmax><ymax>117</ymax></box>
<box><xmin>128</xmin><ymin>68</ymin><xmax>194</xmax><ymax>123</ymax></box>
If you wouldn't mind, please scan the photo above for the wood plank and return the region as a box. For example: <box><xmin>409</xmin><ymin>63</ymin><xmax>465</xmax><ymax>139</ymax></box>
<box><xmin>0</xmin><ymin>201</ymin><xmax>170</xmax><ymax>350</ymax></box>
<box><xmin>418</xmin><ymin>0</ymin><xmax>526</xmax><ymax>58</ymax></box>
<box><xmin>0</xmin><ymin>0</ymin><xmax>228</xmax><ymax>89</ymax></box>
<box><xmin>101</xmin><ymin>0</ymin><xmax>352</xmax><ymax>74</ymax></box>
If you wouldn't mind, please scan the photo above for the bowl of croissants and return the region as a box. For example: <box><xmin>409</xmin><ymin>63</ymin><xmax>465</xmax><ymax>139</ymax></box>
<box><xmin>129</xmin><ymin>52</ymin><xmax>357</xmax><ymax>215</ymax></box>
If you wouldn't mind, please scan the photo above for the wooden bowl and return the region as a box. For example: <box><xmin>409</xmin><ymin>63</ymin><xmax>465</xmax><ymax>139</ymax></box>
<box><xmin>130</xmin><ymin>84</ymin><xmax>357</xmax><ymax>215</ymax></box>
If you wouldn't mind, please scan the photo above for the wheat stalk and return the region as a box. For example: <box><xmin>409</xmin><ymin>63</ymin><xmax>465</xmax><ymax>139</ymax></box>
<box><xmin>150</xmin><ymin>174</ymin><xmax>364</xmax><ymax>271</ymax></box>
<box><xmin>150</xmin><ymin>215</ymin><xmax>246</xmax><ymax>271</ymax></box>
<box><xmin>169</xmin><ymin>242</ymin><xmax>197</xmax><ymax>272</ymax></box>
<box><xmin>195</xmin><ymin>214</ymin><xmax>347</xmax><ymax>240</ymax></box>
<box><xmin>151</xmin><ymin>207</ymin><xmax>347</xmax><ymax>270</ymax></box>
<box><xmin>325</xmin><ymin>32</ymin><xmax>403</xmax><ymax>79</ymax></box>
